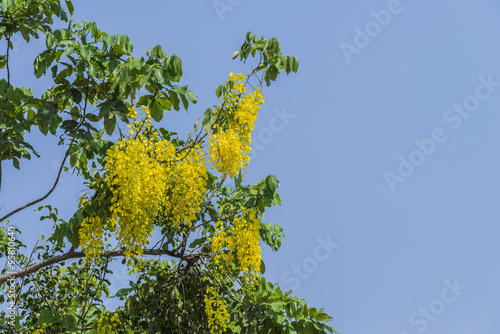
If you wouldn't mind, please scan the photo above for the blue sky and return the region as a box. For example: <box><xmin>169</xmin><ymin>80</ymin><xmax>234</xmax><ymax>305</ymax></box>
<box><xmin>3</xmin><ymin>0</ymin><xmax>500</xmax><ymax>333</ymax></box>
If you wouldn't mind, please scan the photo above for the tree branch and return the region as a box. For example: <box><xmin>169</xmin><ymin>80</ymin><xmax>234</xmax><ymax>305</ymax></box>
<box><xmin>0</xmin><ymin>247</ymin><xmax>202</xmax><ymax>285</ymax></box>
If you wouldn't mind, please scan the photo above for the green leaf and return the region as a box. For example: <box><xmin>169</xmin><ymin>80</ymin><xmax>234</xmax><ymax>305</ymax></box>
<box><xmin>104</xmin><ymin>112</ymin><xmax>116</xmax><ymax>135</ymax></box>
<box><xmin>112</xmin><ymin>34</ymin><xmax>133</xmax><ymax>55</ymax></box>
<box><xmin>157</xmin><ymin>96</ymin><xmax>172</xmax><ymax>111</ymax></box>
<box><xmin>276</xmin><ymin>311</ymin><xmax>285</xmax><ymax>324</ymax></box>
<box><xmin>258</xmin><ymin>276</ymin><xmax>266</xmax><ymax>296</ymax></box>
<box><xmin>316</xmin><ymin>312</ymin><xmax>333</xmax><ymax>322</ymax></box>
<box><xmin>260</xmin><ymin>260</ymin><xmax>266</xmax><ymax>274</ymax></box>
<box><xmin>37</xmin><ymin>310</ymin><xmax>54</xmax><ymax>325</ymax></box>
<box><xmin>98</xmin><ymin>103</ymin><xmax>110</xmax><ymax>118</ymax></box>
<box><xmin>202</xmin><ymin>108</ymin><xmax>213</xmax><ymax>133</ymax></box>
<box><xmin>301</xmin><ymin>322</ymin><xmax>317</xmax><ymax>334</ymax></box>
<box><xmin>150</xmin><ymin>100</ymin><xmax>164</xmax><ymax>122</ymax></box>
<box><xmin>283</xmin><ymin>56</ymin><xmax>299</xmax><ymax>74</ymax></box>
<box><xmin>193</xmin><ymin>117</ymin><xmax>200</xmax><ymax>133</ymax></box>
<box><xmin>59</xmin><ymin>7</ymin><xmax>68</xmax><ymax>21</ymax></box>
<box><xmin>173</xmin><ymin>85</ymin><xmax>188</xmax><ymax>95</ymax></box>
<box><xmin>62</xmin><ymin>44</ymin><xmax>75</xmax><ymax>58</ymax></box>
<box><xmin>179</xmin><ymin>93</ymin><xmax>189</xmax><ymax>111</ymax></box>
<box><xmin>169</xmin><ymin>91</ymin><xmax>180</xmax><ymax>111</ymax></box>
<box><xmin>264</xmin><ymin>65</ymin><xmax>279</xmax><ymax>86</ymax></box>
<box><xmin>12</xmin><ymin>157</ymin><xmax>19</xmax><ymax>169</ymax></box>
<box><xmin>273</xmin><ymin>192</ymin><xmax>281</xmax><ymax>206</ymax></box>
<box><xmin>115</xmin><ymin>287</ymin><xmax>133</xmax><ymax>300</ymax></box>
<box><xmin>167</xmin><ymin>54</ymin><xmax>183</xmax><ymax>81</ymax></box>
<box><xmin>1</xmin><ymin>0</ymin><xmax>14</xmax><ymax>11</ymax></box>
<box><xmin>188</xmin><ymin>237</ymin><xmax>207</xmax><ymax>248</ymax></box>
<box><xmin>65</xmin><ymin>0</ymin><xmax>74</xmax><ymax>16</ymax></box>
<box><xmin>205</xmin><ymin>170</ymin><xmax>218</xmax><ymax>189</ymax></box>
<box><xmin>186</xmin><ymin>90</ymin><xmax>197</xmax><ymax>103</ymax></box>
<box><xmin>151</xmin><ymin>44</ymin><xmax>167</xmax><ymax>60</ymax></box>
<box><xmin>266</xmin><ymin>175</ymin><xmax>278</xmax><ymax>192</ymax></box>
<box><xmin>71</xmin><ymin>88</ymin><xmax>82</xmax><ymax>104</ymax></box>
<box><xmin>137</xmin><ymin>94</ymin><xmax>154</xmax><ymax>108</ymax></box>
<box><xmin>109</xmin><ymin>98</ymin><xmax>129</xmax><ymax>122</ymax></box>
<box><xmin>271</xmin><ymin>301</ymin><xmax>285</xmax><ymax>313</ymax></box>
<box><xmin>0</xmin><ymin>55</ymin><xmax>6</xmax><ymax>70</ymax></box>
<box><xmin>49</xmin><ymin>116</ymin><xmax>60</xmax><ymax>134</ymax></box>
<box><xmin>61</xmin><ymin>315</ymin><xmax>77</xmax><ymax>331</ymax></box>
<box><xmin>108</xmin><ymin>58</ymin><xmax>119</xmax><ymax>75</ymax></box>
<box><xmin>215</xmin><ymin>85</ymin><xmax>223</xmax><ymax>98</ymax></box>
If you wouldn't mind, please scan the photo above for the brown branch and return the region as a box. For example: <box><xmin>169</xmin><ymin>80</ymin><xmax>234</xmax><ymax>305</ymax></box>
<box><xmin>174</xmin><ymin>127</ymin><xmax>206</xmax><ymax>158</ymax></box>
<box><xmin>0</xmin><ymin>247</ymin><xmax>201</xmax><ymax>285</ymax></box>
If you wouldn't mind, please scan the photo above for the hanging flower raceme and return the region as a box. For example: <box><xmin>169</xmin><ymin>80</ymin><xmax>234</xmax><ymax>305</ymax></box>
<box><xmin>79</xmin><ymin>107</ymin><xmax>207</xmax><ymax>261</ymax></box>
<box><xmin>231</xmin><ymin>210</ymin><xmax>262</xmax><ymax>281</ymax></box>
<box><xmin>79</xmin><ymin>210</ymin><xmax>105</xmax><ymax>260</ymax></box>
<box><xmin>208</xmin><ymin>127</ymin><xmax>244</xmax><ymax>178</ymax></box>
<box><xmin>104</xmin><ymin>108</ymin><xmax>175</xmax><ymax>260</ymax></box>
<box><xmin>167</xmin><ymin>145</ymin><xmax>208</xmax><ymax>227</ymax></box>
<box><xmin>208</xmin><ymin>72</ymin><xmax>264</xmax><ymax>178</ymax></box>
<box><xmin>204</xmin><ymin>286</ymin><xmax>230</xmax><ymax>334</ymax></box>
<box><xmin>211</xmin><ymin>208</ymin><xmax>262</xmax><ymax>282</ymax></box>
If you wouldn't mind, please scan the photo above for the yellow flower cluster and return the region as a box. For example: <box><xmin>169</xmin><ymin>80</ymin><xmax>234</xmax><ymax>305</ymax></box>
<box><xmin>211</xmin><ymin>223</ymin><xmax>234</xmax><ymax>266</ymax></box>
<box><xmin>79</xmin><ymin>107</ymin><xmax>207</xmax><ymax>261</ymax></box>
<box><xmin>167</xmin><ymin>146</ymin><xmax>207</xmax><ymax>227</ymax></box>
<box><xmin>104</xmin><ymin>108</ymin><xmax>176</xmax><ymax>260</ymax></box>
<box><xmin>208</xmin><ymin>128</ymin><xmax>242</xmax><ymax>178</ymax></box>
<box><xmin>96</xmin><ymin>314</ymin><xmax>120</xmax><ymax>334</ymax></box>
<box><xmin>208</xmin><ymin>72</ymin><xmax>264</xmax><ymax>178</ymax></box>
<box><xmin>204</xmin><ymin>286</ymin><xmax>229</xmax><ymax>334</ymax></box>
<box><xmin>79</xmin><ymin>213</ymin><xmax>105</xmax><ymax>260</ymax></box>
<box><xmin>231</xmin><ymin>211</ymin><xmax>262</xmax><ymax>281</ymax></box>
<box><xmin>206</xmin><ymin>209</ymin><xmax>263</xmax><ymax>328</ymax></box>
<box><xmin>212</xmin><ymin>209</ymin><xmax>262</xmax><ymax>281</ymax></box>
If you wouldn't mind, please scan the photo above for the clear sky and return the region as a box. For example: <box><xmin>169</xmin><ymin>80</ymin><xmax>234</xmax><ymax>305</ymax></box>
<box><xmin>3</xmin><ymin>0</ymin><xmax>500</xmax><ymax>333</ymax></box>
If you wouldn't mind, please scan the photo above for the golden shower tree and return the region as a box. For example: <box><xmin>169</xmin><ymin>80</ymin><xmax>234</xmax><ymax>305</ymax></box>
<box><xmin>0</xmin><ymin>1</ymin><xmax>336</xmax><ymax>333</ymax></box>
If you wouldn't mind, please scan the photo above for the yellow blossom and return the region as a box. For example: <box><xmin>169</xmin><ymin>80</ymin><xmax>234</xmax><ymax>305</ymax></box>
<box><xmin>204</xmin><ymin>286</ymin><xmax>229</xmax><ymax>333</ymax></box>
<box><xmin>208</xmin><ymin>73</ymin><xmax>264</xmax><ymax>178</ymax></box>
<box><xmin>212</xmin><ymin>209</ymin><xmax>262</xmax><ymax>282</ymax></box>
<box><xmin>96</xmin><ymin>314</ymin><xmax>120</xmax><ymax>334</ymax></box>
<box><xmin>79</xmin><ymin>107</ymin><xmax>207</xmax><ymax>261</ymax></box>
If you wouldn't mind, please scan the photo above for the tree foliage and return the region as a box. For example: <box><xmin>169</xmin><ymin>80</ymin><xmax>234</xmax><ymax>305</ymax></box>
<box><xmin>0</xmin><ymin>1</ymin><xmax>336</xmax><ymax>333</ymax></box>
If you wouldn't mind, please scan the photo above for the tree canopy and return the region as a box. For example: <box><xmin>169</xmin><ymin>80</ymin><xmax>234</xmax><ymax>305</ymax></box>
<box><xmin>0</xmin><ymin>1</ymin><xmax>336</xmax><ymax>333</ymax></box>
